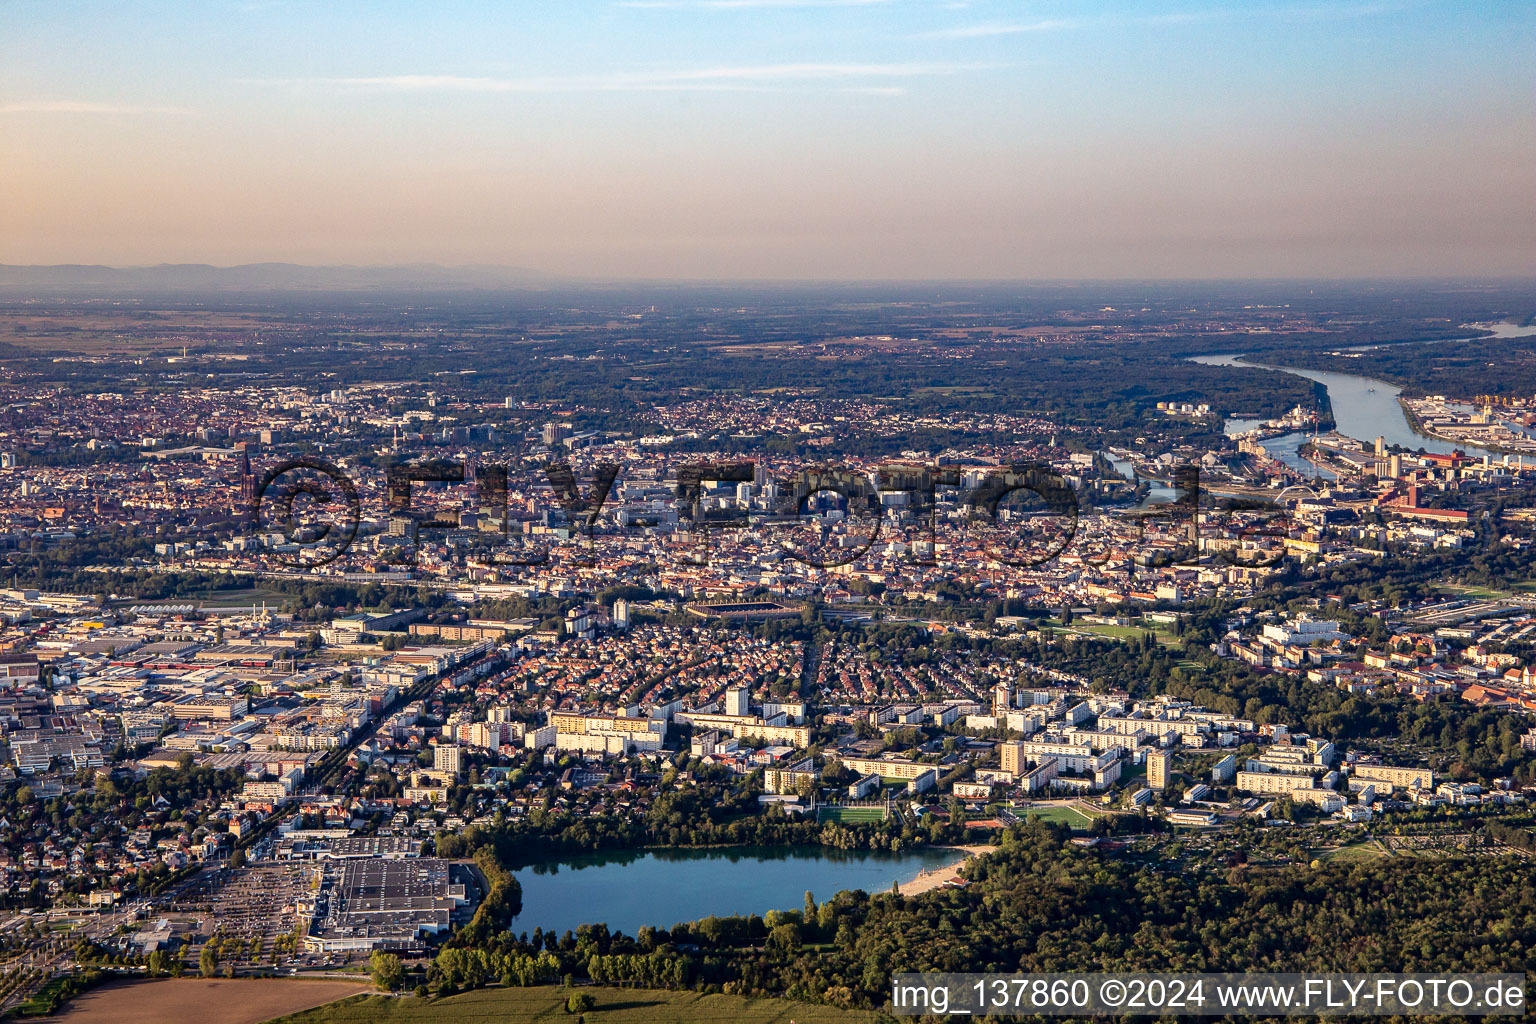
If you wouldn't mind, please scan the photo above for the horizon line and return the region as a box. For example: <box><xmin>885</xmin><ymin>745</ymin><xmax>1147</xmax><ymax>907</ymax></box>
<box><xmin>3</xmin><ymin>262</ymin><xmax>1536</xmax><ymax>287</ymax></box>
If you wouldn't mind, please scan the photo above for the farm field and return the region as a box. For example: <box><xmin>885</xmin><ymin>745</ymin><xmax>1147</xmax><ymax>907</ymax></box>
<box><xmin>37</xmin><ymin>979</ymin><xmax>373</xmax><ymax>1024</ymax></box>
<box><xmin>265</xmin><ymin>986</ymin><xmax>877</xmax><ymax>1024</ymax></box>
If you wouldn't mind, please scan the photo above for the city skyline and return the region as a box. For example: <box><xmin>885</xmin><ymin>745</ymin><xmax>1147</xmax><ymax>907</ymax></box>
<box><xmin>3</xmin><ymin>0</ymin><xmax>1533</xmax><ymax>279</ymax></box>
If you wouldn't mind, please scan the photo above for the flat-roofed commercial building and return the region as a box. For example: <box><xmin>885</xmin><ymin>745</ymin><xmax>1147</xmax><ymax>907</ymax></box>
<box><xmin>10</xmin><ymin>735</ymin><xmax>104</xmax><ymax>774</ymax></box>
<box><xmin>0</xmin><ymin>654</ymin><xmax>40</xmax><ymax>686</ymax></box>
<box><xmin>300</xmin><ymin>857</ymin><xmax>470</xmax><ymax>954</ymax></box>
<box><xmin>279</xmin><ymin>836</ymin><xmax>423</xmax><ymax>861</ymax></box>
<box><xmin>170</xmin><ymin>695</ymin><xmax>249</xmax><ymax>720</ymax></box>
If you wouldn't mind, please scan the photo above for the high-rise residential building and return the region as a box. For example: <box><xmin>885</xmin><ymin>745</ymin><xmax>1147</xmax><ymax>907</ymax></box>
<box><xmin>1000</xmin><ymin>740</ymin><xmax>1025</xmax><ymax>776</ymax></box>
<box><xmin>1147</xmin><ymin>750</ymin><xmax>1171</xmax><ymax>790</ymax></box>
<box><xmin>725</xmin><ymin>686</ymin><xmax>750</xmax><ymax>718</ymax></box>
<box><xmin>433</xmin><ymin>743</ymin><xmax>462</xmax><ymax>775</ymax></box>
<box><xmin>613</xmin><ymin>598</ymin><xmax>630</xmax><ymax>630</ymax></box>
<box><xmin>542</xmin><ymin>421</ymin><xmax>569</xmax><ymax>446</ymax></box>
<box><xmin>1212</xmin><ymin>754</ymin><xmax>1237</xmax><ymax>784</ymax></box>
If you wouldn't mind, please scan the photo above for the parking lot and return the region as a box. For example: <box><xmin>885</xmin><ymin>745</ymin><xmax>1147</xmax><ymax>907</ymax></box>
<box><xmin>164</xmin><ymin>863</ymin><xmax>313</xmax><ymax>967</ymax></box>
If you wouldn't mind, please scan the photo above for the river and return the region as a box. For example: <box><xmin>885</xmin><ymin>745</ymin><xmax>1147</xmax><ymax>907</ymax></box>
<box><xmin>506</xmin><ymin>844</ymin><xmax>967</xmax><ymax>937</ymax></box>
<box><xmin>1103</xmin><ymin>453</ymin><xmax>1182</xmax><ymax>503</ymax></box>
<box><xmin>1191</xmin><ymin>323</ymin><xmax>1536</xmax><ymax>466</ymax></box>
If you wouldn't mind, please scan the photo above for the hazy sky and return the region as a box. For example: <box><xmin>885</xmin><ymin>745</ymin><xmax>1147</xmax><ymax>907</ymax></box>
<box><xmin>2</xmin><ymin>0</ymin><xmax>1533</xmax><ymax>279</ymax></box>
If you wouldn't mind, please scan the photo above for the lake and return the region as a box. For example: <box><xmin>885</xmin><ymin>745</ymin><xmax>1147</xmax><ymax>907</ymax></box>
<box><xmin>506</xmin><ymin>845</ymin><xmax>967</xmax><ymax>937</ymax></box>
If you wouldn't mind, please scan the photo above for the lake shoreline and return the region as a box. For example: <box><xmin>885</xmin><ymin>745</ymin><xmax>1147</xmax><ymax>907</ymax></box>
<box><xmin>506</xmin><ymin>842</ymin><xmax>982</xmax><ymax>936</ymax></box>
<box><xmin>509</xmin><ymin>839</ymin><xmax>978</xmax><ymax>871</ymax></box>
<box><xmin>896</xmin><ymin>844</ymin><xmax>997</xmax><ymax>897</ymax></box>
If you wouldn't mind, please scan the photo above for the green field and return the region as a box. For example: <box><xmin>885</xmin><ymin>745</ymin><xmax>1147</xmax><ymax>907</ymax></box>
<box><xmin>1439</xmin><ymin>583</ymin><xmax>1518</xmax><ymax>601</ymax></box>
<box><xmin>1043</xmin><ymin>622</ymin><xmax>1180</xmax><ymax>646</ymax></box>
<box><xmin>1071</xmin><ymin>623</ymin><xmax>1146</xmax><ymax>639</ymax></box>
<box><xmin>817</xmin><ymin>806</ymin><xmax>886</xmax><ymax>823</ymax></box>
<box><xmin>112</xmin><ymin>584</ymin><xmax>292</xmax><ymax>609</ymax></box>
<box><xmin>1018</xmin><ymin>805</ymin><xmax>1093</xmax><ymax>829</ymax></box>
<box><xmin>267</xmin><ymin>987</ymin><xmax>876</xmax><ymax>1024</ymax></box>
<box><xmin>195</xmin><ymin>585</ymin><xmax>291</xmax><ymax>607</ymax></box>
<box><xmin>1318</xmin><ymin>842</ymin><xmax>1388</xmax><ymax>863</ymax></box>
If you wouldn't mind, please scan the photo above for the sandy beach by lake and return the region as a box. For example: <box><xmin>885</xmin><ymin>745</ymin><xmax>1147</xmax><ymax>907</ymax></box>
<box><xmin>896</xmin><ymin>845</ymin><xmax>996</xmax><ymax>897</ymax></box>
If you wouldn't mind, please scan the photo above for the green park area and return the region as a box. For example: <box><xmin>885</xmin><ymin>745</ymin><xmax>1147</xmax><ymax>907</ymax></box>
<box><xmin>1317</xmin><ymin>841</ymin><xmax>1390</xmax><ymax>864</ymax></box>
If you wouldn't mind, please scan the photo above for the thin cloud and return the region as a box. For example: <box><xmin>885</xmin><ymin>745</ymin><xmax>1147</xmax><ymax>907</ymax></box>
<box><xmin>923</xmin><ymin>3</ymin><xmax>1395</xmax><ymax>38</ymax></box>
<box><xmin>1278</xmin><ymin>2</ymin><xmax>1399</xmax><ymax>20</ymax></box>
<box><xmin>256</xmin><ymin>63</ymin><xmax>992</xmax><ymax>95</ymax></box>
<box><xmin>919</xmin><ymin>18</ymin><xmax>1083</xmax><ymax>39</ymax></box>
<box><xmin>0</xmin><ymin>100</ymin><xmax>191</xmax><ymax>115</ymax></box>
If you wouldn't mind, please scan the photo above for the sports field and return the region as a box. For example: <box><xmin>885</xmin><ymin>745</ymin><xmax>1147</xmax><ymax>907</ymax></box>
<box><xmin>1019</xmin><ymin>805</ymin><xmax>1093</xmax><ymax>829</ymax></box>
<box><xmin>817</xmin><ymin>806</ymin><xmax>886</xmax><ymax>823</ymax></box>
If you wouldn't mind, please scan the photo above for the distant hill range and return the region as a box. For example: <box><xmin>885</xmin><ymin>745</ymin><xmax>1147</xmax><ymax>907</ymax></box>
<box><xmin>0</xmin><ymin>262</ymin><xmax>562</xmax><ymax>294</ymax></box>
